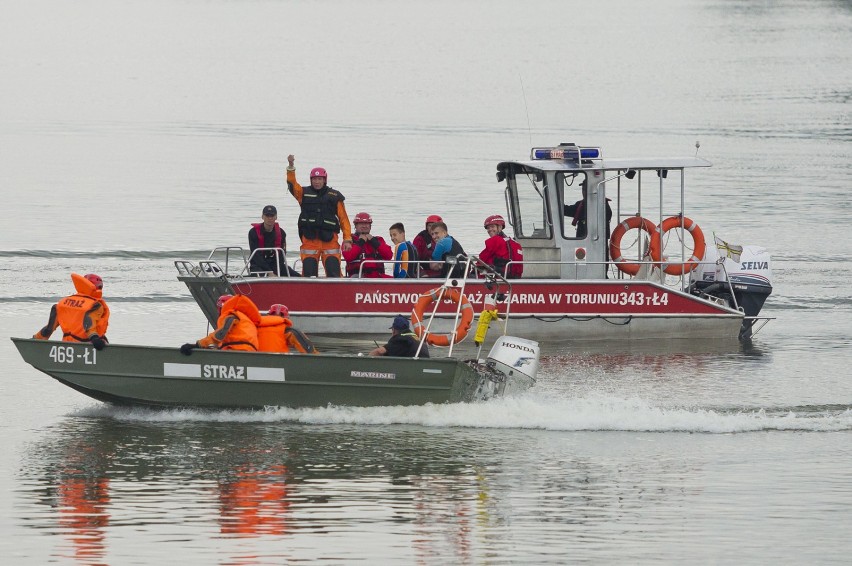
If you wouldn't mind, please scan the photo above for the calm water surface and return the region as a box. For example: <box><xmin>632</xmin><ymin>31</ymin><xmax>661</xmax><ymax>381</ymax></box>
<box><xmin>1</xmin><ymin>0</ymin><xmax>851</xmax><ymax>563</ymax></box>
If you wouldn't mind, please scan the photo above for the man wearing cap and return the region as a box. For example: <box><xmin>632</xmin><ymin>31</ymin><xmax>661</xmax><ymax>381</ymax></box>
<box><xmin>369</xmin><ymin>315</ymin><xmax>429</xmax><ymax>358</ymax></box>
<box><xmin>412</xmin><ymin>214</ymin><xmax>443</xmax><ymax>277</ymax></box>
<box><xmin>248</xmin><ymin>205</ymin><xmax>300</xmax><ymax>277</ymax></box>
<box><xmin>285</xmin><ymin>154</ymin><xmax>353</xmax><ymax>277</ymax></box>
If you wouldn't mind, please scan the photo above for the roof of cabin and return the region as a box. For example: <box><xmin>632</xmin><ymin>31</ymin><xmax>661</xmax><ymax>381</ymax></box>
<box><xmin>498</xmin><ymin>156</ymin><xmax>712</xmax><ymax>172</ymax></box>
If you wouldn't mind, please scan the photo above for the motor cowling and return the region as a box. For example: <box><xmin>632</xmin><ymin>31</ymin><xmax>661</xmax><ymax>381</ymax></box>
<box><xmin>692</xmin><ymin>241</ymin><xmax>772</xmax><ymax>316</ymax></box>
<box><xmin>486</xmin><ymin>336</ymin><xmax>540</xmax><ymax>382</ymax></box>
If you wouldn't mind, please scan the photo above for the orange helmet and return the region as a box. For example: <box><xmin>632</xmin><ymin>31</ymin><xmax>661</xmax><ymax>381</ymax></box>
<box><xmin>483</xmin><ymin>214</ymin><xmax>506</xmax><ymax>229</ymax></box>
<box><xmin>425</xmin><ymin>214</ymin><xmax>442</xmax><ymax>226</ymax></box>
<box><xmin>268</xmin><ymin>304</ymin><xmax>289</xmax><ymax>317</ymax></box>
<box><xmin>353</xmin><ymin>212</ymin><xmax>373</xmax><ymax>224</ymax></box>
<box><xmin>310</xmin><ymin>167</ymin><xmax>327</xmax><ymax>179</ymax></box>
<box><xmin>216</xmin><ymin>294</ymin><xmax>234</xmax><ymax>310</ymax></box>
<box><xmin>84</xmin><ymin>273</ymin><xmax>103</xmax><ymax>290</ymax></box>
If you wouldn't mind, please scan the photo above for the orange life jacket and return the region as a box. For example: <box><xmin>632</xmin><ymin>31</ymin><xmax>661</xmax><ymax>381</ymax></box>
<box><xmin>198</xmin><ymin>295</ymin><xmax>261</xmax><ymax>351</ymax></box>
<box><xmin>53</xmin><ymin>273</ymin><xmax>109</xmax><ymax>342</ymax></box>
<box><xmin>256</xmin><ymin>315</ymin><xmax>318</xmax><ymax>354</ymax></box>
<box><xmin>257</xmin><ymin>315</ymin><xmax>291</xmax><ymax>353</ymax></box>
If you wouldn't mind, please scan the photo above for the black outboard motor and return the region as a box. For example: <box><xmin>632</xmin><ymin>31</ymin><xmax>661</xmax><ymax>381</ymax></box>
<box><xmin>690</xmin><ymin>239</ymin><xmax>772</xmax><ymax>340</ymax></box>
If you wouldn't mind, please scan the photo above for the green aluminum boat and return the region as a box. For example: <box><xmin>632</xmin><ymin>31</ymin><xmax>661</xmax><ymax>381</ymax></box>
<box><xmin>11</xmin><ymin>336</ymin><xmax>539</xmax><ymax>409</ymax></box>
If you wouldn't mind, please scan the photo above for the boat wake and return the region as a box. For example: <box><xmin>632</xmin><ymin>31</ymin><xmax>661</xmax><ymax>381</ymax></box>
<box><xmin>80</xmin><ymin>394</ymin><xmax>852</xmax><ymax>433</ymax></box>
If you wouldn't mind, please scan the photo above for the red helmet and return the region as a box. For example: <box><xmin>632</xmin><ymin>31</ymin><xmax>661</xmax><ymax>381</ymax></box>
<box><xmin>483</xmin><ymin>214</ymin><xmax>506</xmax><ymax>229</ymax></box>
<box><xmin>84</xmin><ymin>273</ymin><xmax>103</xmax><ymax>290</ymax></box>
<box><xmin>268</xmin><ymin>304</ymin><xmax>289</xmax><ymax>317</ymax></box>
<box><xmin>310</xmin><ymin>167</ymin><xmax>327</xmax><ymax>179</ymax></box>
<box><xmin>425</xmin><ymin>214</ymin><xmax>442</xmax><ymax>226</ymax></box>
<box><xmin>353</xmin><ymin>212</ymin><xmax>373</xmax><ymax>224</ymax></box>
<box><xmin>216</xmin><ymin>294</ymin><xmax>234</xmax><ymax>310</ymax></box>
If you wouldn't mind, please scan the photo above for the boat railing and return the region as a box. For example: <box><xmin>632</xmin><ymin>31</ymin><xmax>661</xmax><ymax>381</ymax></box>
<box><xmin>240</xmin><ymin>247</ymin><xmax>299</xmax><ymax>278</ymax></box>
<box><xmin>173</xmin><ymin>258</ymin><xmax>230</xmax><ymax>279</ymax></box>
<box><xmin>414</xmin><ymin>254</ymin><xmax>512</xmax><ymax>358</ymax></box>
<box><xmin>355</xmin><ymin>259</ymin><xmax>435</xmax><ymax>278</ymax></box>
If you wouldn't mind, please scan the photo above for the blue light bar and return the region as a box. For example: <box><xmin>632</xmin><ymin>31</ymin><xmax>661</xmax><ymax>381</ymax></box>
<box><xmin>531</xmin><ymin>146</ymin><xmax>601</xmax><ymax>160</ymax></box>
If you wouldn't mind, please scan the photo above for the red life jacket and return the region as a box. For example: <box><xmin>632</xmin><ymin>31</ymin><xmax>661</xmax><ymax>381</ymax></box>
<box><xmin>491</xmin><ymin>233</ymin><xmax>524</xmax><ymax>278</ymax></box>
<box><xmin>252</xmin><ymin>223</ymin><xmax>284</xmax><ymax>248</ymax></box>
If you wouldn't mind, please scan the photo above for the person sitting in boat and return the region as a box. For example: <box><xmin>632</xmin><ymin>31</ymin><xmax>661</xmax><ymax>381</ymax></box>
<box><xmin>412</xmin><ymin>214</ymin><xmax>443</xmax><ymax>277</ymax></box>
<box><xmin>256</xmin><ymin>304</ymin><xmax>318</xmax><ymax>354</ymax></box>
<box><xmin>479</xmin><ymin>214</ymin><xmax>524</xmax><ymax>279</ymax></box>
<box><xmin>180</xmin><ymin>294</ymin><xmax>261</xmax><ymax>354</ymax></box>
<box><xmin>429</xmin><ymin>221</ymin><xmax>468</xmax><ymax>279</ymax></box>
<box><xmin>342</xmin><ymin>212</ymin><xmax>393</xmax><ymax>278</ymax></box>
<box><xmin>33</xmin><ymin>273</ymin><xmax>109</xmax><ymax>350</ymax></box>
<box><xmin>285</xmin><ymin>154</ymin><xmax>353</xmax><ymax>278</ymax></box>
<box><xmin>563</xmin><ymin>180</ymin><xmax>613</xmax><ymax>240</ymax></box>
<box><xmin>388</xmin><ymin>222</ymin><xmax>419</xmax><ymax>278</ymax></box>
<box><xmin>369</xmin><ymin>315</ymin><xmax>429</xmax><ymax>358</ymax></box>
<box><xmin>248</xmin><ymin>205</ymin><xmax>300</xmax><ymax>277</ymax></box>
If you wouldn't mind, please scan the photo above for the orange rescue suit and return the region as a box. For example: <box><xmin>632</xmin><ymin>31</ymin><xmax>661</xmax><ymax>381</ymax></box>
<box><xmin>34</xmin><ymin>273</ymin><xmax>110</xmax><ymax>343</ymax></box>
<box><xmin>198</xmin><ymin>295</ymin><xmax>261</xmax><ymax>351</ymax></box>
<box><xmin>256</xmin><ymin>315</ymin><xmax>318</xmax><ymax>354</ymax></box>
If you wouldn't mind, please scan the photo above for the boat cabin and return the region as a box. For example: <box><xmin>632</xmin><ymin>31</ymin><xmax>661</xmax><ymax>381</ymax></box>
<box><xmin>498</xmin><ymin>143</ymin><xmax>711</xmax><ymax>280</ymax></box>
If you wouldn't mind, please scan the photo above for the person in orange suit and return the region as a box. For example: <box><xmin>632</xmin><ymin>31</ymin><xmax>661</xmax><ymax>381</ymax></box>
<box><xmin>33</xmin><ymin>273</ymin><xmax>109</xmax><ymax>350</ymax></box>
<box><xmin>256</xmin><ymin>304</ymin><xmax>317</xmax><ymax>354</ymax></box>
<box><xmin>285</xmin><ymin>154</ymin><xmax>353</xmax><ymax>277</ymax></box>
<box><xmin>180</xmin><ymin>294</ymin><xmax>261</xmax><ymax>354</ymax></box>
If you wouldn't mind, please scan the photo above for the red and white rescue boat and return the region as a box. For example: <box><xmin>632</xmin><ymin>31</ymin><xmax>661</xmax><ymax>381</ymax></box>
<box><xmin>177</xmin><ymin>143</ymin><xmax>773</xmax><ymax>343</ymax></box>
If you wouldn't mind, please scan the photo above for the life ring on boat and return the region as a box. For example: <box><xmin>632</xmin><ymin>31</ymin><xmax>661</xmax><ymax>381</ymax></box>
<box><xmin>411</xmin><ymin>288</ymin><xmax>474</xmax><ymax>347</ymax></box>
<box><xmin>649</xmin><ymin>216</ymin><xmax>706</xmax><ymax>275</ymax></box>
<box><xmin>609</xmin><ymin>216</ymin><xmax>657</xmax><ymax>276</ymax></box>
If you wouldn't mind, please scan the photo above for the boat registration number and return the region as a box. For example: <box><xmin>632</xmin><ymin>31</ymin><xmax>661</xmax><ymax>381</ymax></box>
<box><xmin>49</xmin><ymin>345</ymin><xmax>97</xmax><ymax>365</ymax></box>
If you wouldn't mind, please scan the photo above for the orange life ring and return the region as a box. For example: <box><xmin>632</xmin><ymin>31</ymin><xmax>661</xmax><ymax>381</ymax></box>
<box><xmin>609</xmin><ymin>216</ymin><xmax>657</xmax><ymax>276</ymax></box>
<box><xmin>649</xmin><ymin>216</ymin><xmax>706</xmax><ymax>275</ymax></box>
<box><xmin>411</xmin><ymin>288</ymin><xmax>474</xmax><ymax>347</ymax></box>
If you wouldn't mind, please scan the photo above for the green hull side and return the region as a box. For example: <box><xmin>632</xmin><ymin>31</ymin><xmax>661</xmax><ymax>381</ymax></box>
<box><xmin>12</xmin><ymin>338</ymin><xmax>498</xmax><ymax>409</ymax></box>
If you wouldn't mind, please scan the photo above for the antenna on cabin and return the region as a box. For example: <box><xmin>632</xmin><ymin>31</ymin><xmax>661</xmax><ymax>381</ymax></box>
<box><xmin>519</xmin><ymin>72</ymin><xmax>532</xmax><ymax>147</ymax></box>
<box><xmin>695</xmin><ymin>140</ymin><xmax>701</xmax><ymax>156</ymax></box>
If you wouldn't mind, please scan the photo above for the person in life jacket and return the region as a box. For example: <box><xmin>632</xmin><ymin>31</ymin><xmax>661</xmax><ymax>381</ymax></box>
<box><xmin>33</xmin><ymin>273</ymin><xmax>110</xmax><ymax>350</ymax></box>
<box><xmin>369</xmin><ymin>315</ymin><xmax>429</xmax><ymax>358</ymax></box>
<box><xmin>429</xmin><ymin>221</ymin><xmax>468</xmax><ymax>279</ymax></box>
<box><xmin>388</xmin><ymin>222</ymin><xmax>419</xmax><ymax>278</ymax></box>
<box><xmin>563</xmin><ymin>179</ymin><xmax>613</xmax><ymax>241</ymax></box>
<box><xmin>479</xmin><ymin>214</ymin><xmax>524</xmax><ymax>278</ymax></box>
<box><xmin>412</xmin><ymin>214</ymin><xmax>443</xmax><ymax>277</ymax></box>
<box><xmin>256</xmin><ymin>304</ymin><xmax>318</xmax><ymax>354</ymax></box>
<box><xmin>342</xmin><ymin>212</ymin><xmax>393</xmax><ymax>278</ymax></box>
<box><xmin>180</xmin><ymin>294</ymin><xmax>261</xmax><ymax>354</ymax></box>
<box><xmin>248</xmin><ymin>204</ymin><xmax>300</xmax><ymax>277</ymax></box>
<box><xmin>285</xmin><ymin>154</ymin><xmax>353</xmax><ymax>278</ymax></box>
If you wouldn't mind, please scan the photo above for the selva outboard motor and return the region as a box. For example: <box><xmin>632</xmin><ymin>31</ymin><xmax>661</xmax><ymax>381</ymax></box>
<box><xmin>486</xmin><ymin>336</ymin><xmax>541</xmax><ymax>388</ymax></box>
<box><xmin>691</xmin><ymin>238</ymin><xmax>773</xmax><ymax>340</ymax></box>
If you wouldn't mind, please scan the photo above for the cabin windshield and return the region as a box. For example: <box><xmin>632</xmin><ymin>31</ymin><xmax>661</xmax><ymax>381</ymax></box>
<box><xmin>508</xmin><ymin>167</ymin><xmax>552</xmax><ymax>239</ymax></box>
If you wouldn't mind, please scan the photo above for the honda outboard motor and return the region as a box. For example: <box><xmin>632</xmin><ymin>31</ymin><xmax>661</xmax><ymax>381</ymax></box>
<box><xmin>486</xmin><ymin>336</ymin><xmax>541</xmax><ymax>394</ymax></box>
<box><xmin>691</xmin><ymin>237</ymin><xmax>772</xmax><ymax>339</ymax></box>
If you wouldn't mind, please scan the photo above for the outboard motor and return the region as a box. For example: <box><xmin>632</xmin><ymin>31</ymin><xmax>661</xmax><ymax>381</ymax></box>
<box><xmin>486</xmin><ymin>336</ymin><xmax>541</xmax><ymax>394</ymax></box>
<box><xmin>691</xmin><ymin>238</ymin><xmax>773</xmax><ymax>340</ymax></box>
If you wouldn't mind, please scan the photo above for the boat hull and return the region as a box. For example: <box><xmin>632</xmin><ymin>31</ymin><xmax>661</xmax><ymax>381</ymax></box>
<box><xmin>12</xmin><ymin>338</ymin><xmax>526</xmax><ymax>409</ymax></box>
<box><xmin>178</xmin><ymin>275</ymin><xmax>744</xmax><ymax>342</ymax></box>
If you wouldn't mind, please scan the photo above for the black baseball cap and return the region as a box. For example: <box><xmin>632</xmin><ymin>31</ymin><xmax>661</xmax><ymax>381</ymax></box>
<box><xmin>262</xmin><ymin>205</ymin><xmax>277</xmax><ymax>216</ymax></box>
<box><xmin>390</xmin><ymin>315</ymin><xmax>410</xmax><ymax>330</ymax></box>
